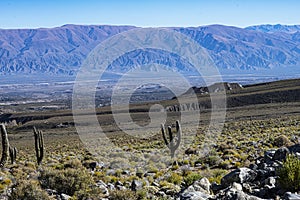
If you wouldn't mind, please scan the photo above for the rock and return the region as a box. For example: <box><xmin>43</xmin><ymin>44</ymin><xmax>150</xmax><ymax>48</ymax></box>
<box><xmin>185</xmin><ymin>148</ymin><xmax>198</xmax><ymax>155</ymax></box>
<box><xmin>284</xmin><ymin>192</ymin><xmax>300</xmax><ymax>200</ymax></box>
<box><xmin>131</xmin><ymin>180</ymin><xmax>143</xmax><ymax>191</ymax></box>
<box><xmin>264</xmin><ymin>150</ymin><xmax>276</xmax><ymax>163</ymax></box>
<box><xmin>122</xmin><ymin>170</ymin><xmax>131</xmax><ymax>175</ymax></box>
<box><xmin>116</xmin><ymin>181</ymin><xmax>123</xmax><ymax>186</ymax></box>
<box><xmin>221</xmin><ymin>168</ymin><xmax>257</xmax><ymax>187</ymax></box>
<box><xmin>263</xmin><ymin>177</ymin><xmax>276</xmax><ymax>188</ymax></box>
<box><xmin>98</xmin><ymin>185</ymin><xmax>109</xmax><ymax>196</ymax></box>
<box><xmin>249</xmin><ymin>163</ymin><xmax>258</xmax><ymax>170</ymax></box>
<box><xmin>45</xmin><ymin>189</ymin><xmax>57</xmax><ymax>196</ymax></box>
<box><xmin>215</xmin><ymin>185</ymin><xmax>265</xmax><ymax>200</ymax></box>
<box><xmin>96</xmin><ymin>180</ymin><xmax>107</xmax><ymax>187</ymax></box>
<box><xmin>89</xmin><ymin>161</ymin><xmax>97</xmax><ymax>170</ymax></box>
<box><xmin>106</xmin><ymin>169</ymin><xmax>116</xmax><ymax>176</ymax></box>
<box><xmin>116</xmin><ymin>185</ymin><xmax>126</xmax><ymax>190</ymax></box>
<box><xmin>242</xmin><ymin>183</ymin><xmax>253</xmax><ymax>193</ymax></box>
<box><xmin>107</xmin><ymin>183</ymin><xmax>115</xmax><ymax>190</ymax></box>
<box><xmin>60</xmin><ymin>194</ymin><xmax>72</xmax><ymax>200</ymax></box>
<box><xmin>288</xmin><ymin>144</ymin><xmax>300</xmax><ymax>154</ymax></box>
<box><xmin>232</xmin><ymin>182</ymin><xmax>243</xmax><ymax>191</ymax></box>
<box><xmin>180</xmin><ymin>191</ymin><xmax>211</xmax><ymax>200</ymax></box>
<box><xmin>152</xmin><ymin>182</ymin><xmax>160</xmax><ymax>187</ymax></box>
<box><xmin>211</xmin><ymin>182</ymin><xmax>223</xmax><ymax>193</ymax></box>
<box><xmin>189</xmin><ymin>177</ymin><xmax>211</xmax><ymax>194</ymax></box>
<box><xmin>273</xmin><ymin>147</ymin><xmax>290</xmax><ymax>161</ymax></box>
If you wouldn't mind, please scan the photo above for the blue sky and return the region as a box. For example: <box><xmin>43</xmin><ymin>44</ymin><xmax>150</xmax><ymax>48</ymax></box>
<box><xmin>0</xmin><ymin>0</ymin><xmax>299</xmax><ymax>29</ymax></box>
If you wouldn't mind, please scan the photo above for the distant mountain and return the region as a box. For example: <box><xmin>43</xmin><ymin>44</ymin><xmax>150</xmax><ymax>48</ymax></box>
<box><xmin>245</xmin><ymin>24</ymin><xmax>300</xmax><ymax>33</ymax></box>
<box><xmin>0</xmin><ymin>25</ymin><xmax>135</xmax><ymax>75</ymax></box>
<box><xmin>1</xmin><ymin>24</ymin><xmax>300</xmax><ymax>75</ymax></box>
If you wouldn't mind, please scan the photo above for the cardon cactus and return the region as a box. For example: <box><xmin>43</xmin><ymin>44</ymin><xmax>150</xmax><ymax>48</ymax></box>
<box><xmin>33</xmin><ymin>127</ymin><xmax>44</xmax><ymax>165</ymax></box>
<box><xmin>0</xmin><ymin>124</ymin><xmax>10</xmax><ymax>167</ymax></box>
<box><xmin>161</xmin><ymin>120</ymin><xmax>182</xmax><ymax>158</ymax></box>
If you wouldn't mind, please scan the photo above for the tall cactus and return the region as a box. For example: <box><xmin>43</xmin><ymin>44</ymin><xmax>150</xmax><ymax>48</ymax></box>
<box><xmin>161</xmin><ymin>120</ymin><xmax>182</xmax><ymax>158</ymax></box>
<box><xmin>33</xmin><ymin>127</ymin><xmax>44</xmax><ymax>165</ymax></box>
<box><xmin>0</xmin><ymin>124</ymin><xmax>10</xmax><ymax>167</ymax></box>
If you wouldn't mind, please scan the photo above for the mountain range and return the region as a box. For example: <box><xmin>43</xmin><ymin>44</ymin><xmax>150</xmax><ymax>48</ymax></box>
<box><xmin>0</xmin><ymin>24</ymin><xmax>300</xmax><ymax>75</ymax></box>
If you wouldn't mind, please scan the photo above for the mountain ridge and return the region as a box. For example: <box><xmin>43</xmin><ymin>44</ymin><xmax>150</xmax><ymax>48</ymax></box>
<box><xmin>1</xmin><ymin>24</ymin><xmax>300</xmax><ymax>75</ymax></box>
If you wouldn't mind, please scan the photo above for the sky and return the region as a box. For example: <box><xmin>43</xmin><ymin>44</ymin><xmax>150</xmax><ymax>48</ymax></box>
<box><xmin>0</xmin><ymin>0</ymin><xmax>299</xmax><ymax>29</ymax></box>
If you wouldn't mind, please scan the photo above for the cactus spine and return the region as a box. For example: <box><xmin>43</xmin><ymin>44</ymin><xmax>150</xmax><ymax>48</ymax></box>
<box><xmin>161</xmin><ymin>120</ymin><xmax>182</xmax><ymax>158</ymax></box>
<box><xmin>33</xmin><ymin>127</ymin><xmax>44</xmax><ymax>165</ymax></box>
<box><xmin>0</xmin><ymin>124</ymin><xmax>10</xmax><ymax>167</ymax></box>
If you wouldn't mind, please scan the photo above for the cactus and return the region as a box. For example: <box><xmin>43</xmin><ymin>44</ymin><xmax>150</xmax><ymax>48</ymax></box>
<box><xmin>161</xmin><ymin>120</ymin><xmax>182</xmax><ymax>158</ymax></box>
<box><xmin>0</xmin><ymin>124</ymin><xmax>10</xmax><ymax>167</ymax></box>
<box><xmin>33</xmin><ymin>127</ymin><xmax>44</xmax><ymax>165</ymax></box>
<box><xmin>9</xmin><ymin>146</ymin><xmax>17</xmax><ymax>164</ymax></box>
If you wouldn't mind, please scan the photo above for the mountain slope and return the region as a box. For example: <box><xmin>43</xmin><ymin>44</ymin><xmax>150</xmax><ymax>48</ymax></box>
<box><xmin>0</xmin><ymin>24</ymin><xmax>300</xmax><ymax>75</ymax></box>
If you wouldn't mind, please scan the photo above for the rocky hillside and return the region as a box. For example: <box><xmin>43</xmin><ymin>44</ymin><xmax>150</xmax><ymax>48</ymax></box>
<box><xmin>1</xmin><ymin>24</ymin><xmax>300</xmax><ymax>75</ymax></box>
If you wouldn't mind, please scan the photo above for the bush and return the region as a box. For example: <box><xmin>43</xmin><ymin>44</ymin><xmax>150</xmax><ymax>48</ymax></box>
<box><xmin>273</xmin><ymin>135</ymin><xmax>291</xmax><ymax>147</ymax></box>
<box><xmin>183</xmin><ymin>172</ymin><xmax>202</xmax><ymax>186</ymax></box>
<box><xmin>9</xmin><ymin>180</ymin><xmax>50</xmax><ymax>200</ymax></box>
<box><xmin>109</xmin><ymin>189</ymin><xmax>138</xmax><ymax>200</ymax></box>
<box><xmin>40</xmin><ymin>167</ymin><xmax>94</xmax><ymax>196</ymax></box>
<box><xmin>166</xmin><ymin>172</ymin><xmax>183</xmax><ymax>185</ymax></box>
<box><xmin>278</xmin><ymin>154</ymin><xmax>300</xmax><ymax>192</ymax></box>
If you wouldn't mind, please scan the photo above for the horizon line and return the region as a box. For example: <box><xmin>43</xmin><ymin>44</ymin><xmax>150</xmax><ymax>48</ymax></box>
<box><xmin>0</xmin><ymin>23</ymin><xmax>300</xmax><ymax>30</ymax></box>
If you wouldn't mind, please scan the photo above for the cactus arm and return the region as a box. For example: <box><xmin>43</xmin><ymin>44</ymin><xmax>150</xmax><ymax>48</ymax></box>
<box><xmin>167</xmin><ymin>126</ymin><xmax>173</xmax><ymax>143</ymax></box>
<box><xmin>161</xmin><ymin>124</ymin><xmax>169</xmax><ymax>146</ymax></box>
<box><xmin>173</xmin><ymin>120</ymin><xmax>181</xmax><ymax>149</ymax></box>
<box><xmin>9</xmin><ymin>146</ymin><xmax>17</xmax><ymax>164</ymax></box>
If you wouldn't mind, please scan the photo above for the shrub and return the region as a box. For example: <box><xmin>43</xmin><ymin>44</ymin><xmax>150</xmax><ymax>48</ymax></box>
<box><xmin>278</xmin><ymin>154</ymin><xmax>300</xmax><ymax>192</ymax></box>
<box><xmin>166</xmin><ymin>172</ymin><xmax>183</xmax><ymax>185</ymax></box>
<box><xmin>109</xmin><ymin>189</ymin><xmax>138</xmax><ymax>200</ymax></box>
<box><xmin>9</xmin><ymin>180</ymin><xmax>50</xmax><ymax>200</ymax></box>
<box><xmin>40</xmin><ymin>167</ymin><xmax>94</xmax><ymax>196</ymax></box>
<box><xmin>273</xmin><ymin>135</ymin><xmax>291</xmax><ymax>147</ymax></box>
<box><xmin>183</xmin><ymin>172</ymin><xmax>202</xmax><ymax>186</ymax></box>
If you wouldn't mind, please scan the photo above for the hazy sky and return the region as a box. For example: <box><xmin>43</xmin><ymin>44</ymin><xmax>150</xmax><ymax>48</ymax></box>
<box><xmin>0</xmin><ymin>0</ymin><xmax>299</xmax><ymax>29</ymax></box>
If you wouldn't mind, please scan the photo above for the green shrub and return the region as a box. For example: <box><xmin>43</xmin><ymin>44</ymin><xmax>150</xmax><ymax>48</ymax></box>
<box><xmin>40</xmin><ymin>167</ymin><xmax>94</xmax><ymax>196</ymax></box>
<box><xmin>183</xmin><ymin>172</ymin><xmax>202</xmax><ymax>186</ymax></box>
<box><xmin>166</xmin><ymin>172</ymin><xmax>183</xmax><ymax>185</ymax></box>
<box><xmin>278</xmin><ymin>154</ymin><xmax>300</xmax><ymax>192</ymax></box>
<box><xmin>109</xmin><ymin>189</ymin><xmax>138</xmax><ymax>200</ymax></box>
<box><xmin>9</xmin><ymin>180</ymin><xmax>51</xmax><ymax>200</ymax></box>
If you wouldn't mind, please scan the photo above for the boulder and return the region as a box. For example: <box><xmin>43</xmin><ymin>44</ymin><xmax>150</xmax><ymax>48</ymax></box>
<box><xmin>221</xmin><ymin>168</ymin><xmax>257</xmax><ymax>187</ymax></box>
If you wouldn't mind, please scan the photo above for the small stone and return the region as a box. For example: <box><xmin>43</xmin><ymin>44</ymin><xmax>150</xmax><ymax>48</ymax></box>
<box><xmin>60</xmin><ymin>193</ymin><xmax>71</xmax><ymax>200</ymax></box>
